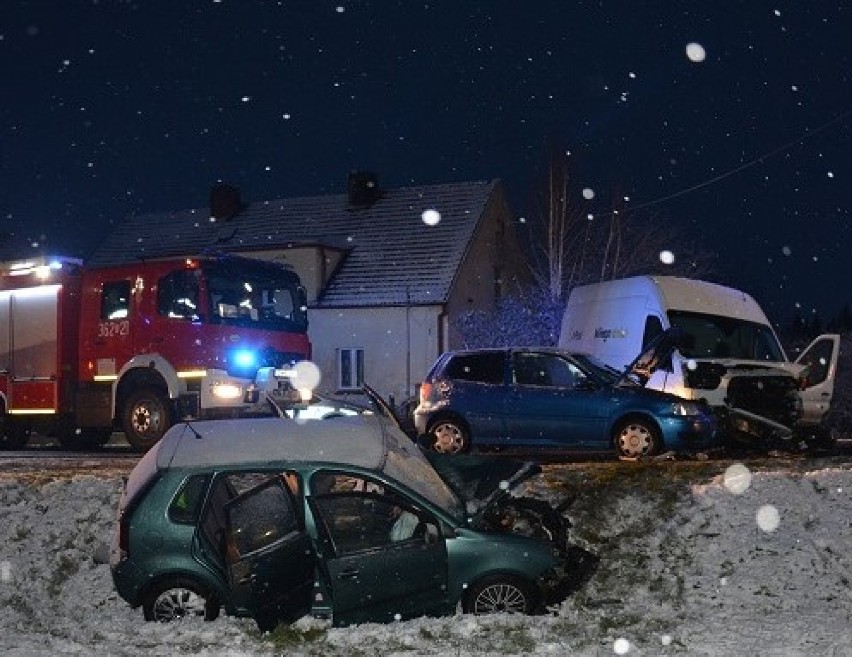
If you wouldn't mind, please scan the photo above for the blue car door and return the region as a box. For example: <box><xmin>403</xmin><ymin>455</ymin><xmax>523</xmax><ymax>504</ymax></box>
<box><xmin>506</xmin><ymin>351</ymin><xmax>608</xmax><ymax>447</ymax></box>
<box><xmin>443</xmin><ymin>351</ymin><xmax>510</xmax><ymax>445</ymax></box>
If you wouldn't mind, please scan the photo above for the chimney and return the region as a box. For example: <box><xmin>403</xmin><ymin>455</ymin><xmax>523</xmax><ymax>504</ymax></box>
<box><xmin>209</xmin><ymin>183</ymin><xmax>243</xmax><ymax>221</ymax></box>
<box><xmin>347</xmin><ymin>171</ymin><xmax>382</xmax><ymax>207</ymax></box>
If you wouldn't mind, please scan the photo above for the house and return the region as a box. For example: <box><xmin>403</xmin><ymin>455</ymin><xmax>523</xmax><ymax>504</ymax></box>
<box><xmin>87</xmin><ymin>174</ymin><xmax>528</xmax><ymax>405</ymax></box>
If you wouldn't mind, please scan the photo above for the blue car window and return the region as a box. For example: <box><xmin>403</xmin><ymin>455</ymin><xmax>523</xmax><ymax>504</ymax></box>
<box><xmin>514</xmin><ymin>353</ymin><xmax>582</xmax><ymax>389</ymax></box>
<box><xmin>549</xmin><ymin>357</ymin><xmax>582</xmax><ymax>387</ymax></box>
<box><xmin>444</xmin><ymin>352</ymin><xmax>505</xmax><ymax>384</ymax></box>
<box><xmin>514</xmin><ymin>354</ymin><xmax>547</xmax><ymax>385</ymax></box>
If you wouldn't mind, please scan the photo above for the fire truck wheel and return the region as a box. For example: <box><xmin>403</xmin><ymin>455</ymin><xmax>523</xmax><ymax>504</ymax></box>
<box><xmin>122</xmin><ymin>388</ymin><xmax>172</xmax><ymax>452</ymax></box>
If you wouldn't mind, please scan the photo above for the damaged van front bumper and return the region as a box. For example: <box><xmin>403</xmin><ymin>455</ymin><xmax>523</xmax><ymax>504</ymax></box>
<box><xmin>727</xmin><ymin>406</ymin><xmax>795</xmax><ymax>442</ymax></box>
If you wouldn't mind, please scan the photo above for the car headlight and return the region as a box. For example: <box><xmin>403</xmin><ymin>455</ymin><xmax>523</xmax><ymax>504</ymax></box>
<box><xmin>671</xmin><ymin>401</ymin><xmax>702</xmax><ymax>416</ymax></box>
<box><xmin>211</xmin><ymin>382</ymin><xmax>243</xmax><ymax>399</ymax></box>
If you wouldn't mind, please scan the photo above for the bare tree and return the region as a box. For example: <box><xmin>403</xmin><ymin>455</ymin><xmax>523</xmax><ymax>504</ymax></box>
<box><xmin>526</xmin><ymin>148</ymin><xmax>716</xmax><ymax>295</ymax></box>
<box><xmin>455</xmin><ymin>148</ymin><xmax>717</xmax><ymax>349</ymax></box>
<box><xmin>527</xmin><ymin>149</ymin><xmax>579</xmax><ymax>301</ymax></box>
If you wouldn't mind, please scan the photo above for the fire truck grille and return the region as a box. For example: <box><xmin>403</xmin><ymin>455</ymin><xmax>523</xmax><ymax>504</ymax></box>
<box><xmin>726</xmin><ymin>375</ymin><xmax>800</xmax><ymax>427</ymax></box>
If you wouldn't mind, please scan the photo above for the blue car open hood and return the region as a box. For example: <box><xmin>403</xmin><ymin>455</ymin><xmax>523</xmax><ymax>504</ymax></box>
<box><xmin>617</xmin><ymin>327</ymin><xmax>685</xmax><ymax>387</ymax></box>
<box><xmin>423</xmin><ymin>452</ymin><xmax>542</xmax><ymax>522</ymax></box>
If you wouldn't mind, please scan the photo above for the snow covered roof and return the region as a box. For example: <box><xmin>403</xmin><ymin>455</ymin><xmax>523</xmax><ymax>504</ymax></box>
<box><xmin>154</xmin><ymin>415</ymin><xmax>396</xmax><ymax>471</ymax></box>
<box><xmin>88</xmin><ymin>179</ymin><xmax>505</xmax><ymax>307</ymax></box>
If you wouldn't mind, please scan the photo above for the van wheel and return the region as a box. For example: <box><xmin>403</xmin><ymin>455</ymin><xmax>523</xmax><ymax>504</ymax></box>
<box><xmin>613</xmin><ymin>417</ymin><xmax>662</xmax><ymax>460</ymax></box>
<box><xmin>463</xmin><ymin>574</ymin><xmax>538</xmax><ymax>615</ymax></box>
<box><xmin>122</xmin><ymin>387</ymin><xmax>172</xmax><ymax>452</ymax></box>
<box><xmin>428</xmin><ymin>418</ymin><xmax>470</xmax><ymax>454</ymax></box>
<box><xmin>142</xmin><ymin>578</ymin><xmax>220</xmax><ymax>622</ymax></box>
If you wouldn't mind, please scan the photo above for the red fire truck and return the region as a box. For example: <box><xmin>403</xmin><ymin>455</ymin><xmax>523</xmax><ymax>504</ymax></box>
<box><xmin>0</xmin><ymin>253</ymin><xmax>311</xmax><ymax>451</ymax></box>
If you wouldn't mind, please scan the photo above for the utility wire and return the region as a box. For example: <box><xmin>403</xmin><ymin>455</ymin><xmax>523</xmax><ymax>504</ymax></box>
<box><xmin>615</xmin><ymin>108</ymin><xmax>852</xmax><ymax>216</ymax></box>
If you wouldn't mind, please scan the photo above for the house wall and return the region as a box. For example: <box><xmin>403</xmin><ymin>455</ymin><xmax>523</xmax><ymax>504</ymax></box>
<box><xmin>231</xmin><ymin>181</ymin><xmax>526</xmax><ymax>401</ymax></box>
<box><xmin>235</xmin><ymin>246</ymin><xmax>444</xmax><ymax>402</ymax></box>
<box><xmin>241</xmin><ymin>247</ymin><xmax>346</xmax><ymax>303</ymax></box>
<box><xmin>307</xmin><ymin>304</ymin><xmax>444</xmax><ymax>404</ymax></box>
<box><xmin>445</xmin><ymin>185</ymin><xmax>528</xmax><ymax>349</ymax></box>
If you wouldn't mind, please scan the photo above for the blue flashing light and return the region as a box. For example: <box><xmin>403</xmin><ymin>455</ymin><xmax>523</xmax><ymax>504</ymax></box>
<box><xmin>233</xmin><ymin>349</ymin><xmax>257</xmax><ymax>369</ymax></box>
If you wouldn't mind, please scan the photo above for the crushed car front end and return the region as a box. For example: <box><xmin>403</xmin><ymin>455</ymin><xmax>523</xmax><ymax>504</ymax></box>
<box><xmin>474</xmin><ymin>492</ymin><xmax>600</xmax><ymax>608</ymax></box>
<box><xmin>427</xmin><ymin>452</ymin><xmax>599</xmax><ymax>609</ymax></box>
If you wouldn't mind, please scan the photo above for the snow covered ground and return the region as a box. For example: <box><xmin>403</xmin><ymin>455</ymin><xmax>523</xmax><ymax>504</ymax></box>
<box><xmin>2</xmin><ymin>457</ymin><xmax>852</xmax><ymax>656</ymax></box>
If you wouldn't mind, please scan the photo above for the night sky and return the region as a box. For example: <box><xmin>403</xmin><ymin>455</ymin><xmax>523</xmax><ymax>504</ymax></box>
<box><xmin>2</xmin><ymin>1</ymin><xmax>850</xmax><ymax>327</ymax></box>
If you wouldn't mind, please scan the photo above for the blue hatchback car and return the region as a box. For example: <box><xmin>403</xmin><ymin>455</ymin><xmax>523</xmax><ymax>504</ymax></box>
<box><xmin>413</xmin><ymin>347</ymin><xmax>719</xmax><ymax>459</ymax></box>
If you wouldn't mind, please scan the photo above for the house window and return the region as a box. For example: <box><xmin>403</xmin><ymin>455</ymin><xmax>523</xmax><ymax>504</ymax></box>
<box><xmin>337</xmin><ymin>348</ymin><xmax>364</xmax><ymax>391</ymax></box>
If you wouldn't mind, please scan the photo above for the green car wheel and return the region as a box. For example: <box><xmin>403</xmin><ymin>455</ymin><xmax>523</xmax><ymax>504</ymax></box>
<box><xmin>142</xmin><ymin>578</ymin><xmax>220</xmax><ymax>623</ymax></box>
<box><xmin>463</xmin><ymin>574</ymin><xmax>537</xmax><ymax>615</ymax></box>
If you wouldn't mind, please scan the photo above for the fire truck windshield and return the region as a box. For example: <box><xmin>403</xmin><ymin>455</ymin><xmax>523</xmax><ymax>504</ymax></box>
<box><xmin>204</xmin><ymin>261</ymin><xmax>308</xmax><ymax>333</ymax></box>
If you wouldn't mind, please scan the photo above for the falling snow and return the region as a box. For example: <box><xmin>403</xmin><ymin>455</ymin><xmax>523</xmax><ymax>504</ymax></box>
<box><xmin>3</xmin><ymin>2</ymin><xmax>849</xmax><ymax>323</ymax></box>
<box><xmin>421</xmin><ymin>209</ymin><xmax>441</xmax><ymax>226</ymax></box>
<box><xmin>685</xmin><ymin>42</ymin><xmax>706</xmax><ymax>62</ymax></box>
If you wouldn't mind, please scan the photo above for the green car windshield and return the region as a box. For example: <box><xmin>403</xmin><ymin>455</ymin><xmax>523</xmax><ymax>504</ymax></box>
<box><xmin>381</xmin><ymin>431</ymin><xmax>465</xmax><ymax>521</ymax></box>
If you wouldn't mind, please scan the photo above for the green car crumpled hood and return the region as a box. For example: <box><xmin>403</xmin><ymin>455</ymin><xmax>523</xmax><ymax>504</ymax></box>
<box><xmin>423</xmin><ymin>452</ymin><xmax>541</xmax><ymax>523</ymax></box>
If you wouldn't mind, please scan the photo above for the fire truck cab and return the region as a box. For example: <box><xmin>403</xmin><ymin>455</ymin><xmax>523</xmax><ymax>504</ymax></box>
<box><xmin>0</xmin><ymin>254</ymin><xmax>311</xmax><ymax>451</ymax></box>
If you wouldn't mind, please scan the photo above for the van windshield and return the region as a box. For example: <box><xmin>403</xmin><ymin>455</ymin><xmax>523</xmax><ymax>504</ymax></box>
<box><xmin>667</xmin><ymin>310</ymin><xmax>785</xmax><ymax>362</ymax></box>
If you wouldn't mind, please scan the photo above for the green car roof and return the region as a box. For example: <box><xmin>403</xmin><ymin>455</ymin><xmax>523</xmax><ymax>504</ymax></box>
<box><xmin>154</xmin><ymin>415</ymin><xmax>394</xmax><ymax>471</ymax></box>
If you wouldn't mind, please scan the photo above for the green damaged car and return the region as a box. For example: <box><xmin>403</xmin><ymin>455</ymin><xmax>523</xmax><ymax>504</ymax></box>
<box><xmin>110</xmin><ymin>412</ymin><xmax>597</xmax><ymax>630</ymax></box>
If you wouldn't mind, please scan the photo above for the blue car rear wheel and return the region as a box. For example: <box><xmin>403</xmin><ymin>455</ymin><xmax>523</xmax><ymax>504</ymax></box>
<box><xmin>428</xmin><ymin>418</ymin><xmax>470</xmax><ymax>454</ymax></box>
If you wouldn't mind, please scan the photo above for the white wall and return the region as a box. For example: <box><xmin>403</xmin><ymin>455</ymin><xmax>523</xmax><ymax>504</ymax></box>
<box><xmin>241</xmin><ymin>247</ymin><xmax>346</xmax><ymax>303</ymax></box>
<box><xmin>307</xmin><ymin>304</ymin><xmax>444</xmax><ymax>403</ymax></box>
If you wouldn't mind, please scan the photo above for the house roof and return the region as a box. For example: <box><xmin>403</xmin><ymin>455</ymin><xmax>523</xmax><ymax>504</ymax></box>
<box><xmin>88</xmin><ymin>179</ymin><xmax>506</xmax><ymax>307</ymax></box>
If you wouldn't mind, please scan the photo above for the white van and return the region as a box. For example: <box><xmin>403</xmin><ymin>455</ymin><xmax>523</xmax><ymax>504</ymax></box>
<box><xmin>558</xmin><ymin>275</ymin><xmax>840</xmax><ymax>445</ymax></box>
